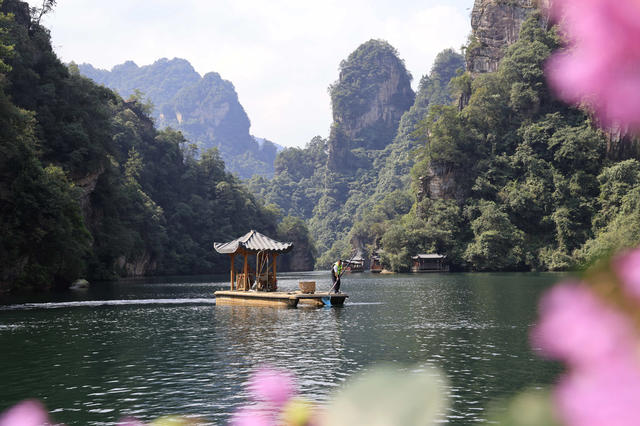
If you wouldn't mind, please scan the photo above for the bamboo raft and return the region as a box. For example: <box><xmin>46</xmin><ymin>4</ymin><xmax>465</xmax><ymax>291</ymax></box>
<box><xmin>214</xmin><ymin>290</ymin><xmax>348</xmax><ymax>308</ymax></box>
<box><xmin>213</xmin><ymin>231</ymin><xmax>348</xmax><ymax>308</ymax></box>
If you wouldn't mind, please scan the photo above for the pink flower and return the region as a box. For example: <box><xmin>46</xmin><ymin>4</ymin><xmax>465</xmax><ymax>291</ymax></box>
<box><xmin>231</xmin><ymin>368</ymin><xmax>298</xmax><ymax>426</ymax></box>
<box><xmin>230</xmin><ymin>406</ymin><xmax>272</xmax><ymax>426</ymax></box>
<box><xmin>555</xmin><ymin>361</ymin><xmax>640</xmax><ymax>426</ymax></box>
<box><xmin>0</xmin><ymin>400</ymin><xmax>49</xmax><ymax>426</ymax></box>
<box><xmin>247</xmin><ymin>368</ymin><xmax>296</xmax><ymax>409</ymax></box>
<box><xmin>546</xmin><ymin>0</ymin><xmax>640</xmax><ymax>130</ymax></box>
<box><xmin>532</xmin><ymin>280</ymin><xmax>640</xmax><ymax>425</ymax></box>
<box><xmin>613</xmin><ymin>247</ymin><xmax>640</xmax><ymax>301</ymax></box>
<box><xmin>530</xmin><ymin>281</ymin><xmax>637</xmax><ymax>369</ymax></box>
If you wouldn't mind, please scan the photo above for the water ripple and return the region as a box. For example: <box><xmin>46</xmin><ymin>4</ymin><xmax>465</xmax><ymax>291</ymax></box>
<box><xmin>0</xmin><ymin>273</ymin><xmax>562</xmax><ymax>425</ymax></box>
<box><xmin>0</xmin><ymin>299</ymin><xmax>216</xmax><ymax>311</ymax></box>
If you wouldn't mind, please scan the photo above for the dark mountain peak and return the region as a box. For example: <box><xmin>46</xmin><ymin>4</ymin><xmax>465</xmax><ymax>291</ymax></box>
<box><xmin>327</xmin><ymin>39</ymin><xmax>414</xmax><ymax>170</ymax></box>
<box><xmin>340</xmin><ymin>39</ymin><xmax>405</xmax><ymax>69</ymax></box>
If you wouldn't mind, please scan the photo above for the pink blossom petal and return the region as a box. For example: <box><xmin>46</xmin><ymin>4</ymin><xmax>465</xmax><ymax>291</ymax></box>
<box><xmin>530</xmin><ymin>281</ymin><xmax>637</xmax><ymax>368</ymax></box>
<box><xmin>247</xmin><ymin>368</ymin><xmax>296</xmax><ymax>408</ymax></box>
<box><xmin>230</xmin><ymin>406</ymin><xmax>272</xmax><ymax>426</ymax></box>
<box><xmin>0</xmin><ymin>400</ymin><xmax>49</xmax><ymax>426</ymax></box>
<box><xmin>546</xmin><ymin>50</ymin><xmax>609</xmax><ymax>104</ymax></box>
<box><xmin>547</xmin><ymin>0</ymin><xmax>640</xmax><ymax>130</ymax></box>
<box><xmin>555</xmin><ymin>361</ymin><xmax>640</xmax><ymax>426</ymax></box>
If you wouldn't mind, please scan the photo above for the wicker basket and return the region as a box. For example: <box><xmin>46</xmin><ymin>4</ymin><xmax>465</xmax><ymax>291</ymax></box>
<box><xmin>299</xmin><ymin>281</ymin><xmax>316</xmax><ymax>294</ymax></box>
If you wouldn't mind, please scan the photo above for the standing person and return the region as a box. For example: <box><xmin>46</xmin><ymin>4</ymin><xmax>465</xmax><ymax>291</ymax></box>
<box><xmin>331</xmin><ymin>259</ymin><xmax>343</xmax><ymax>293</ymax></box>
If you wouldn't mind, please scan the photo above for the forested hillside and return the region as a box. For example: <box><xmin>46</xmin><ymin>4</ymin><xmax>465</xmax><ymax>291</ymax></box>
<box><xmin>0</xmin><ymin>0</ymin><xmax>312</xmax><ymax>292</ymax></box>
<box><xmin>252</xmin><ymin>9</ymin><xmax>640</xmax><ymax>272</ymax></box>
<box><xmin>373</xmin><ymin>14</ymin><xmax>640</xmax><ymax>272</ymax></box>
<box><xmin>249</xmin><ymin>43</ymin><xmax>465</xmax><ymax>267</ymax></box>
<box><xmin>79</xmin><ymin>59</ymin><xmax>279</xmax><ymax>180</ymax></box>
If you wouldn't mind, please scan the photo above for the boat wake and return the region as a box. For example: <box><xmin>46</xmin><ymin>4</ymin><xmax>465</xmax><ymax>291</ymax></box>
<box><xmin>0</xmin><ymin>298</ymin><xmax>216</xmax><ymax>311</ymax></box>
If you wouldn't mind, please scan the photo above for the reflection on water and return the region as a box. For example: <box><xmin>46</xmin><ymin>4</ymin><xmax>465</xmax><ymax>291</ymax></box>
<box><xmin>0</xmin><ymin>271</ymin><xmax>563</xmax><ymax>425</ymax></box>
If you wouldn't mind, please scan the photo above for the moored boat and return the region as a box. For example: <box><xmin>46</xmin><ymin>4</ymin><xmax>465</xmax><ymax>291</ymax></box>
<box><xmin>370</xmin><ymin>252</ymin><xmax>382</xmax><ymax>273</ymax></box>
<box><xmin>410</xmin><ymin>253</ymin><xmax>450</xmax><ymax>272</ymax></box>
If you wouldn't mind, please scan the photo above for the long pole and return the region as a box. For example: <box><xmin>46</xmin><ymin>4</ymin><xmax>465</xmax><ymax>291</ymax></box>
<box><xmin>328</xmin><ymin>250</ymin><xmax>357</xmax><ymax>294</ymax></box>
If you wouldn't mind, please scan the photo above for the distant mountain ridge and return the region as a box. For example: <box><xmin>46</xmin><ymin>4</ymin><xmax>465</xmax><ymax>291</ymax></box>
<box><xmin>79</xmin><ymin>58</ymin><xmax>280</xmax><ymax>179</ymax></box>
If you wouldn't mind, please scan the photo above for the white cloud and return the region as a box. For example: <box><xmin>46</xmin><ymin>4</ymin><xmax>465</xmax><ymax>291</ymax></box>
<box><xmin>33</xmin><ymin>0</ymin><xmax>473</xmax><ymax>147</ymax></box>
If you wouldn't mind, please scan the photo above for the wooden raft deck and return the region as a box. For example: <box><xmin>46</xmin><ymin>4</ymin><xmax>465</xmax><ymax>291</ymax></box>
<box><xmin>214</xmin><ymin>290</ymin><xmax>348</xmax><ymax>308</ymax></box>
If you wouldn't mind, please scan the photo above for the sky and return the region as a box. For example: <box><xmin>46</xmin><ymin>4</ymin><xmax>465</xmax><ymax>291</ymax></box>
<box><xmin>32</xmin><ymin>0</ymin><xmax>474</xmax><ymax>148</ymax></box>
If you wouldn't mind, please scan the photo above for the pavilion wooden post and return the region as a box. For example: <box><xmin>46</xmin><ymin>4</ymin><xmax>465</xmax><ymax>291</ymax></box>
<box><xmin>214</xmin><ymin>231</ymin><xmax>293</xmax><ymax>293</ymax></box>
<box><xmin>272</xmin><ymin>253</ymin><xmax>277</xmax><ymax>290</ymax></box>
<box><xmin>243</xmin><ymin>250</ymin><xmax>248</xmax><ymax>291</ymax></box>
<box><xmin>230</xmin><ymin>254</ymin><xmax>235</xmax><ymax>290</ymax></box>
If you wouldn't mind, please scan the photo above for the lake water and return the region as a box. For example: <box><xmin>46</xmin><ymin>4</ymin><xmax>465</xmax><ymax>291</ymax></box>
<box><xmin>0</xmin><ymin>272</ymin><xmax>564</xmax><ymax>424</ymax></box>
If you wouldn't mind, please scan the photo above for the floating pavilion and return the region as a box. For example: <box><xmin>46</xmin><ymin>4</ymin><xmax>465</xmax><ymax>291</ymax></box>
<box><xmin>213</xmin><ymin>230</ymin><xmax>347</xmax><ymax>307</ymax></box>
<box><xmin>411</xmin><ymin>254</ymin><xmax>450</xmax><ymax>272</ymax></box>
<box><xmin>344</xmin><ymin>251</ymin><xmax>365</xmax><ymax>272</ymax></box>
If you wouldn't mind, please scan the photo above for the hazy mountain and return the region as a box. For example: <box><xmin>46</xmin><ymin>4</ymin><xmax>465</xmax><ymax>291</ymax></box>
<box><xmin>79</xmin><ymin>58</ymin><xmax>279</xmax><ymax>179</ymax></box>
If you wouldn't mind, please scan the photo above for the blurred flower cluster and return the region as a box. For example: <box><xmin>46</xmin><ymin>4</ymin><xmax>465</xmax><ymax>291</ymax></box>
<box><xmin>540</xmin><ymin>1</ymin><xmax>640</xmax><ymax>421</ymax></box>
<box><xmin>0</xmin><ymin>400</ymin><xmax>49</xmax><ymax>426</ymax></box>
<box><xmin>231</xmin><ymin>367</ymin><xmax>315</xmax><ymax>426</ymax></box>
<box><xmin>531</xmin><ymin>249</ymin><xmax>640</xmax><ymax>426</ymax></box>
<box><xmin>232</xmin><ymin>366</ymin><xmax>447</xmax><ymax>426</ymax></box>
<box><xmin>546</xmin><ymin>0</ymin><xmax>640</xmax><ymax>130</ymax></box>
<box><xmin>0</xmin><ymin>366</ymin><xmax>447</xmax><ymax>426</ymax></box>
<box><xmin>0</xmin><ymin>398</ymin><xmax>201</xmax><ymax>426</ymax></box>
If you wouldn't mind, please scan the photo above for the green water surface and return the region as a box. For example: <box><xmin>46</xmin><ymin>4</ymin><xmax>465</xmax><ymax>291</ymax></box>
<box><xmin>0</xmin><ymin>272</ymin><xmax>564</xmax><ymax>424</ymax></box>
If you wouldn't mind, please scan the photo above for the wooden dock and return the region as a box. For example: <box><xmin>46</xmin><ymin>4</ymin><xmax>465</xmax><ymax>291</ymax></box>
<box><xmin>214</xmin><ymin>290</ymin><xmax>348</xmax><ymax>308</ymax></box>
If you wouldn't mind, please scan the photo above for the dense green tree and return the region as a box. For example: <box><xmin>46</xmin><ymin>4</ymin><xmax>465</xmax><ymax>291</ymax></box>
<box><xmin>0</xmin><ymin>0</ymin><xmax>287</xmax><ymax>290</ymax></box>
<box><xmin>0</xmin><ymin>1</ymin><xmax>90</xmax><ymax>290</ymax></box>
<box><xmin>464</xmin><ymin>201</ymin><xmax>525</xmax><ymax>271</ymax></box>
<box><xmin>574</xmin><ymin>161</ymin><xmax>640</xmax><ymax>266</ymax></box>
<box><xmin>376</xmin><ymin>13</ymin><xmax>616</xmax><ymax>272</ymax></box>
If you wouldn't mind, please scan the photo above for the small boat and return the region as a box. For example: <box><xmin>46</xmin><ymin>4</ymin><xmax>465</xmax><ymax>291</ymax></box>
<box><xmin>370</xmin><ymin>252</ymin><xmax>382</xmax><ymax>273</ymax></box>
<box><xmin>344</xmin><ymin>252</ymin><xmax>364</xmax><ymax>273</ymax></box>
<box><xmin>214</xmin><ymin>289</ymin><xmax>348</xmax><ymax>308</ymax></box>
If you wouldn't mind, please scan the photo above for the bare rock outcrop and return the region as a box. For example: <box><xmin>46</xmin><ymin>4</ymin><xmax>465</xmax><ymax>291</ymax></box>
<box><xmin>467</xmin><ymin>0</ymin><xmax>540</xmax><ymax>74</ymax></box>
<box><xmin>417</xmin><ymin>164</ymin><xmax>466</xmax><ymax>203</ymax></box>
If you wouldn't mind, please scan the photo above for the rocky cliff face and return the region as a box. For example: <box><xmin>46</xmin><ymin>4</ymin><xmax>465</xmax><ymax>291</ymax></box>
<box><xmin>117</xmin><ymin>254</ymin><xmax>157</xmax><ymax>277</ymax></box>
<box><xmin>328</xmin><ymin>40</ymin><xmax>414</xmax><ymax>170</ymax></box>
<box><xmin>417</xmin><ymin>164</ymin><xmax>466</xmax><ymax>202</ymax></box>
<box><xmin>422</xmin><ymin>0</ymin><xmax>539</xmax><ymax>202</ymax></box>
<box><xmin>467</xmin><ymin>0</ymin><xmax>539</xmax><ymax>74</ymax></box>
